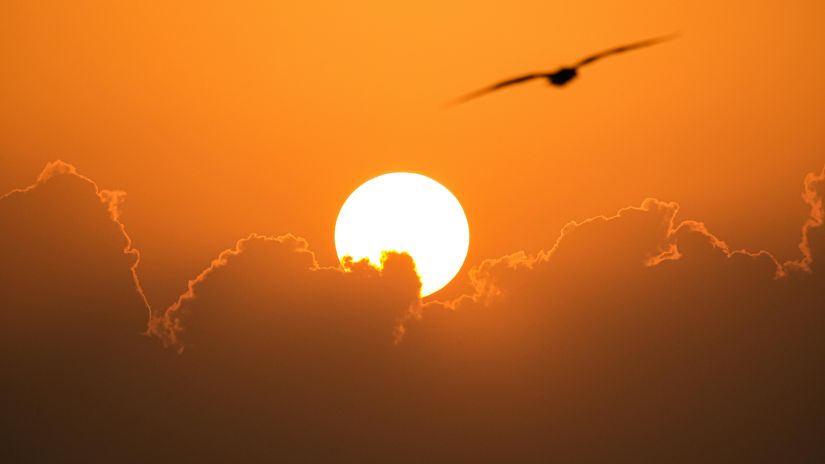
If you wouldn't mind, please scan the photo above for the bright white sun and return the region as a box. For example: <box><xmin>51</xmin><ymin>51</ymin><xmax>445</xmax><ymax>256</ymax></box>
<box><xmin>335</xmin><ymin>173</ymin><xmax>470</xmax><ymax>297</ymax></box>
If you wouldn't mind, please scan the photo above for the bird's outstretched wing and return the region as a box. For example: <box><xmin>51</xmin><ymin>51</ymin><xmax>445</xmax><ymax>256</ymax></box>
<box><xmin>574</xmin><ymin>33</ymin><xmax>679</xmax><ymax>67</ymax></box>
<box><xmin>447</xmin><ymin>73</ymin><xmax>544</xmax><ymax>105</ymax></box>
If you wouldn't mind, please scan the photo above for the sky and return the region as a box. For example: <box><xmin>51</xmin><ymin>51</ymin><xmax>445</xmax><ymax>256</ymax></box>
<box><xmin>2</xmin><ymin>0</ymin><xmax>825</xmax><ymax>461</ymax></box>
<box><xmin>3</xmin><ymin>0</ymin><xmax>825</xmax><ymax>305</ymax></box>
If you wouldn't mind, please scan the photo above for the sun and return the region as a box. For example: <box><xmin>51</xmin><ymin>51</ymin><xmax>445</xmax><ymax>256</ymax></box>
<box><xmin>335</xmin><ymin>173</ymin><xmax>470</xmax><ymax>297</ymax></box>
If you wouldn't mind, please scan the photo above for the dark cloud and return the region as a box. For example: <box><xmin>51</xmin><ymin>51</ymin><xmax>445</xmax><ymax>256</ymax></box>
<box><xmin>152</xmin><ymin>234</ymin><xmax>421</xmax><ymax>350</ymax></box>
<box><xmin>146</xmin><ymin>234</ymin><xmax>423</xmax><ymax>461</ymax></box>
<box><xmin>0</xmin><ymin>161</ymin><xmax>159</xmax><ymax>460</ymax></box>
<box><xmin>2</xmin><ymin>161</ymin><xmax>824</xmax><ymax>462</ymax></box>
<box><xmin>0</xmin><ymin>160</ymin><xmax>151</xmax><ymax>327</ymax></box>
<box><xmin>409</xmin><ymin>169</ymin><xmax>825</xmax><ymax>461</ymax></box>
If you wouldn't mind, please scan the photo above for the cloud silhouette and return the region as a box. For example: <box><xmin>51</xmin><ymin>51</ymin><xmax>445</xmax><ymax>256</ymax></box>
<box><xmin>407</xmin><ymin>168</ymin><xmax>825</xmax><ymax>461</ymax></box>
<box><xmin>153</xmin><ymin>232</ymin><xmax>422</xmax><ymax>351</ymax></box>
<box><xmin>1</xmin><ymin>160</ymin><xmax>151</xmax><ymax>315</ymax></box>
<box><xmin>786</xmin><ymin>167</ymin><xmax>825</xmax><ymax>274</ymax></box>
<box><xmin>145</xmin><ymin>234</ymin><xmax>424</xmax><ymax>460</ymax></box>
<box><xmin>0</xmin><ymin>161</ymin><xmax>160</xmax><ymax>460</ymax></box>
<box><xmin>2</xmin><ymin>161</ymin><xmax>824</xmax><ymax>462</ymax></box>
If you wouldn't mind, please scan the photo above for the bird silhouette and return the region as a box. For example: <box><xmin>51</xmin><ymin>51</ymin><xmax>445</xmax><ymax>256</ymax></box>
<box><xmin>449</xmin><ymin>34</ymin><xmax>678</xmax><ymax>105</ymax></box>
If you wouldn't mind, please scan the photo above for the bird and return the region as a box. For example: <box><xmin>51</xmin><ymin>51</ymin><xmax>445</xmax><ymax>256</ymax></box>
<box><xmin>448</xmin><ymin>33</ymin><xmax>678</xmax><ymax>105</ymax></box>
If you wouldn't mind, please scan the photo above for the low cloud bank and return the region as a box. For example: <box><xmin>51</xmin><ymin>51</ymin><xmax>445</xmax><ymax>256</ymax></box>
<box><xmin>1</xmin><ymin>161</ymin><xmax>823</xmax><ymax>462</ymax></box>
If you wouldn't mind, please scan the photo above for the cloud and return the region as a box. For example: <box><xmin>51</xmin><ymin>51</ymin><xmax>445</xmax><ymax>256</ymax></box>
<box><xmin>1</xmin><ymin>160</ymin><xmax>151</xmax><ymax>316</ymax></box>
<box><xmin>407</xmin><ymin>170</ymin><xmax>825</xmax><ymax>461</ymax></box>
<box><xmin>0</xmin><ymin>161</ymin><xmax>423</xmax><ymax>460</ymax></box>
<box><xmin>152</xmin><ymin>233</ymin><xmax>422</xmax><ymax>350</ymax></box>
<box><xmin>0</xmin><ymin>160</ymin><xmax>151</xmax><ymax>340</ymax></box>
<box><xmin>2</xmin><ymin>161</ymin><xmax>824</xmax><ymax>461</ymax></box>
<box><xmin>0</xmin><ymin>161</ymin><xmax>159</xmax><ymax>460</ymax></box>
<box><xmin>785</xmin><ymin>166</ymin><xmax>825</xmax><ymax>274</ymax></box>
<box><xmin>145</xmin><ymin>234</ymin><xmax>424</xmax><ymax>460</ymax></box>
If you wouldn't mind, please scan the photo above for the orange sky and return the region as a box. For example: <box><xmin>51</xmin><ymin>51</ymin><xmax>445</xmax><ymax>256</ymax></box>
<box><xmin>3</xmin><ymin>2</ymin><xmax>825</xmax><ymax>459</ymax></box>
<box><xmin>2</xmin><ymin>0</ymin><xmax>824</xmax><ymax>307</ymax></box>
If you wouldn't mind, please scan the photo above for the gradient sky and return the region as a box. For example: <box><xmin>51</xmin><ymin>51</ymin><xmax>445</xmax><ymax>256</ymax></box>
<box><xmin>3</xmin><ymin>0</ymin><xmax>824</xmax><ymax>306</ymax></box>
<box><xmin>3</xmin><ymin>2</ymin><xmax>825</xmax><ymax>460</ymax></box>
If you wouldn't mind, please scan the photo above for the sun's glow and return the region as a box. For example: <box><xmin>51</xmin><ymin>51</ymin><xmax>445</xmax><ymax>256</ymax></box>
<box><xmin>335</xmin><ymin>173</ymin><xmax>470</xmax><ymax>297</ymax></box>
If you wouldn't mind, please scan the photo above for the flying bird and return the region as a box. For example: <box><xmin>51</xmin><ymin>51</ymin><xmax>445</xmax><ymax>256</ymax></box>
<box><xmin>449</xmin><ymin>34</ymin><xmax>678</xmax><ymax>105</ymax></box>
